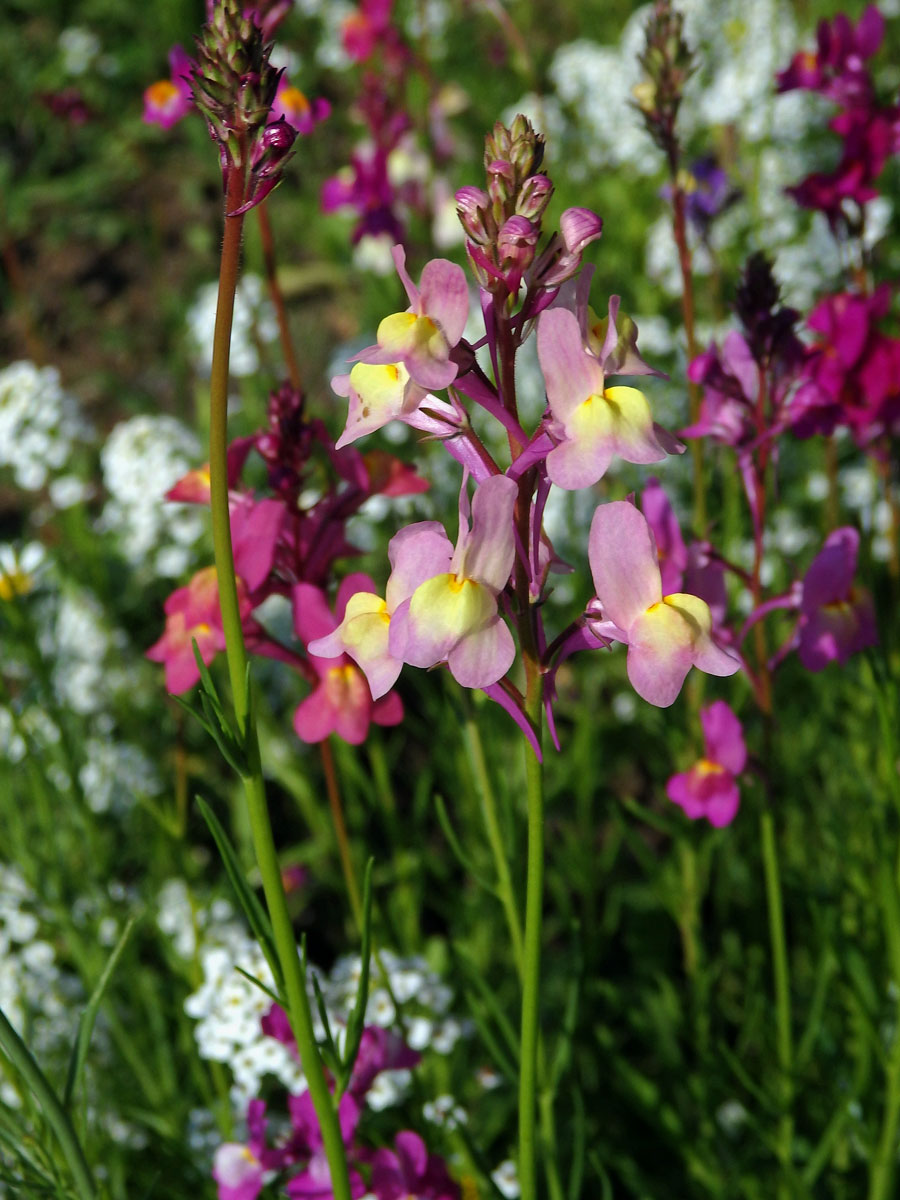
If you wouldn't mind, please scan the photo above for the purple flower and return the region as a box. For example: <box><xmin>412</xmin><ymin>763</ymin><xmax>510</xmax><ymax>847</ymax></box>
<box><xmin>795</xmin><ymin>527</ymin><xmax>877</xmax><ymax>671</ymax></box>
<box><xmin>666</xmin><ymin>701</ymin><xmax>746</xmax><ymax>828</ymax></box>
<box><xmin>370</xmin><ymin>1130</ymin><xmax>460</xmax><ymax>1199</ymax></box>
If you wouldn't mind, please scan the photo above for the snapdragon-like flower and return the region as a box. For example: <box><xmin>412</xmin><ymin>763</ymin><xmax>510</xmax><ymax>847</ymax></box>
<box><xmin>388</xmin><ymin>474</ymin><xmax>517</xmax><ymax>689</ymax></box>
<box><xmin>293</xmin><ymin>576</ymin><xmax>403</xmax><ymax>744</ymax></box>
<box><xmin>537</xmin><ymin>306</ymin><xmax>669</xmax><ymax>489</ymax></box>
<box><xmin>666</xmin><ymin>701</ymin><xmax>746</xmax><ymax>827</ymax></box>
<box><xmin>272</xmin><ymin>76</ymin><xmax>331</xmax><ymax>134</ymax></box>
<box><xmin>332</xmin><ymin>362</ymin><xmax>429</xmax><ymax>448</ymax></box>
<box><xmin>142</xmin><ymin>45</ymin><xmax>194</xmax><ymax>129</ymax></box>
<box><xmin>370</xmin><ymin>1130</ymin><xmax>460</xmax><ymax>1200</ymax></box>
<box><xmin>307</xmin><ymin>522</ymin><xmax>454</xmax><ymax>698</ymax></box>
<box><xmin>795</xmin><ymin>527</ymin><xmax>877</xmax><ymax>671</ymax></box>
<box><xmin>352</xmin><ymin>246</ymin><xmax>468</xmax><ymax>391</ymax></box>
<box><xmin>588</xmin><ymin>501</ymin><xmax>739</xmax><ymax>707</ymax></box>
<box><xmin>146</xmin><ymin>567</ymin><xmax>242</xmax><ymax>693</ymax></box>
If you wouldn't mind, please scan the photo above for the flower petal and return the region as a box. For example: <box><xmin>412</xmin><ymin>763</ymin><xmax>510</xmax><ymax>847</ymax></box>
<box><xmin>456</xmin><ymin>474</ymin><xmax>518</xmax><ymax>592</ymax></box>
<box><xmin>447</xmin><ymin>614</ymin><xmax>516</xmax><ymax>688</ymax></box>
<box><xmin>626</xmin><ymin>602</ymin><xmax>695</xmax><ymax>706</ymax></box>
<box><xmin>418</xmin><ymin>258</ymin><xmax>469</xmax><ymax>347</ymax></box>
<box><xmin>402</xmin><ymin>574</ymin><xmax>497</xmax><ymax>668</ymax></box>
<box><xmin>700</xmin><ymin>700</ymin><xmax>746</xmax><ymax>774</ymax></box>
<box><xmin>386</xmin><ymin>522</ymin><xmax>453</xmax><ymax>612</ymax></box>
<box><xmin>589</xmin><ymin>501</ymin><xmax>663</xmax><ymax>631</ymax></box>
<box><xmin>537</xmin><ymin>306</ymin><xmax>605</xmax><ymax>426</ymax></box>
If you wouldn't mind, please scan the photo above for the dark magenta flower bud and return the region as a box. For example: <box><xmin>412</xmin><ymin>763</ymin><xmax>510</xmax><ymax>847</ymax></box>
<box><xmin>516</xmin><ymin>173</ymin><xmax>553</xmax><ymax>222</ymax></box>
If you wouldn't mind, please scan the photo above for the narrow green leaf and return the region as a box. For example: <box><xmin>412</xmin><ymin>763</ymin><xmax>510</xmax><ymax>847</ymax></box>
<box><xmin>339</xmin><ymin>859</ymin><xmax>374</xmax><ymax>1094</ymax></box>
<box><xmin>64</xmin><ymin>914</ymin><xmax>138</xmax><ymax>1109</ymax></box>
<box><xmin>195</xmin><ymin>795</ymin><xmax>282</xmax><ymax>989</ymax></box>
<box><xmin>434</xmin><ymin>795</ymin><xmax>495</xmax><ymax>894</ymax></box>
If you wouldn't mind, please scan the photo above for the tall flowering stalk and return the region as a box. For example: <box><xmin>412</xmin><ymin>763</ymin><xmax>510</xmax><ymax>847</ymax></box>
<box><xmin>320</xmin><ymin>113</ymin><xmax>741</xmax><ymax>1197</ymax></box>
<box><xmin>188</xmin><ymin>6</ymin><xmax>354</xmax><ymax>1199</ymax></box>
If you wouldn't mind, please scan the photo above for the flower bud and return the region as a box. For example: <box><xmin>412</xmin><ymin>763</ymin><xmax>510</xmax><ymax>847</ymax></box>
<box><xmin>455</xmin><ymin>185</ymin><xmax>493</xmax><ymax>244</ymax></box>
<box><xmin>516</xmin><ymin>173</ymin><xmax>554</xmax><ymax>221</ymax></box>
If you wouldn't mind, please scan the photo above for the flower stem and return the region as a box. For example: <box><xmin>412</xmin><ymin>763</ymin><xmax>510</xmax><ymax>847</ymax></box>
<box><xmin>256</xmin><ymin>199</ymin><xmax>303</xmax><ymax>391</ymax></box>
<box><xmin>518</xmin><ymin>665</ymin><xmax>545</xmax><ymax>1200</ymax></box>
<box><xmin>320</xmin><ymin>737</ymin><xmax>363</xmax><ymax>929</ymax></box>
<box><xmin>670</xmin><ymin>182</ymin><xmax>706</xmax><ymax>535</ymax></box>
<box><xmin>464</xmin><ymin>716</ymin><xmax>524</xmax><ymax>976</ymax></box>
<box><xmin>760</xmin><ymin>808</ymin><xmax>793</xmax><ymax>1195</ymax></box>
<box><xmin>869</xmin><ymin>855</ymin><xmax>900</xmax><ymax>1200</ymax></box>
<box><xmin>209</xmin><ymin>168</ymin><xmax>353</xmax><ymax>1200</ymax></box>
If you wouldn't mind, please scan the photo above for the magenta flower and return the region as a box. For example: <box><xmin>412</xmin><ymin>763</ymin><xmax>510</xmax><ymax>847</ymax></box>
<box><xmin>307</xmin><ymin>521</ymin><xmax>453</xmax><ymax>699</ymax></box>
<box><xmin>389</xmin><ymin>474</ymin><xmax>517</xmax><ymax>689</ymax></box>
<box><xmin>370</xmin><ymin>1130</ymin><xmax>460</xmax><ymax>1200</ymax></box>
<box><xmin>293</xmin><ymin>576</ymin><xmax>404</xmax><ymax>744</ymax></box>
<box><xmin>588</xmin><ymin>501</ymin><xmax>740</xmax><ymax>707</ymax></box>
<box><xmin>666</xmin><ymin>701</ymin><xmax>746</xmax><ymax>828</ymax></box>
<box><xmin>795</xmin><ymin>527</ymin><xmax>877</xmax><ymax>671</ymax></box>
<box><xmin>352</xmin><ymin>246</ymin><xmax>469</xmax><ymax>391</ymax></box>
<box><xmin>272</xmin><ymin>77</ymin><xmax>331</xmax><ymax>135</ymax></box>
<box><xmin>285</xmin><ymin>1092</ymin><xmax>367</xmax><ymax>1198</ymax></box>
<box><xmin>776</xmin><ymin>5</ymin><xmax>884</xmax><ymax>106</ymax></box>
<box><xmin>143</xmin><ymin>45</ymin><xmax>194</xmax><ymax>129</ymax></box>
<box><xmin>537</xmin><ymin>306</ymin><xmax>670</xmax><ymax>489</ymax></box>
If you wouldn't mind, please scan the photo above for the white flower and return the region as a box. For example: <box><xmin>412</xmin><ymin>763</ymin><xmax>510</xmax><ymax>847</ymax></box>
<box><xmin>491</xmin><ymin>1160</ymin><xmax>521</xmax><ymax>1199</ymax></box>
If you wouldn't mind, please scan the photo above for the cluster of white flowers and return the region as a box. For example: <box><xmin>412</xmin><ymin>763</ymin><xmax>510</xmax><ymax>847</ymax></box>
<box><xmin>186</xmin><ymin>274</ymin><xmax>279</xmax><ymax>378</ymax></box>
<box><xmin>172</xmin><ymin>892</ymin><xmax>466</xmax><ymax>1111</ymax></box>
<box><xmin>0</xmin><ymin>361</ymin><xmax>93</xmax><ymax>493</ymax></box>
<box><xmin>99</xmin><ymin>414</ymin><xmax>206</xmax><ymax>579</ymax></box>
<box><xmin>79</xmin><ymin>737</ymin><xmax>163</xmax><ymax>815</ymax></box>
<box><xmin>0</xmin><ymin>866</ymin><xmax>79</xmax><ymax>1109</ymax></box>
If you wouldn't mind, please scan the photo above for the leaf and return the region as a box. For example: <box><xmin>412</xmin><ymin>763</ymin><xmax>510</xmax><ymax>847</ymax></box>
<box><xmin>434</xmin><ymin>795</ymin><xmax>496</xmax><ymax>894</ymax></box>
<box><xmin>339</xmin><ymin>858</ymin><xmax>374</xmax><ymax>1095</ymax></box>
<box><xmin>195</xmin><ymin>795</ymin><xmax>282</xmax><ymax>990</ymax></box>
<box><xmin>64</xmin><ymin>914</ymin><xmax>138</xmax><ymax>1109</ymax></box>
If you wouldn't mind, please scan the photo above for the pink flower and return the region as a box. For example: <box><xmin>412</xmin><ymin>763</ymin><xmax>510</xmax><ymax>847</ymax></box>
<box><xmin>666</xmin><ymin>701</ymin><xmax>746</xmax><ymax>828</ymax></box>
<box><xmin>388</xmin><ymin>474</ymin><xmax>517</xmax><ymax>689</ymax></box>
<box><xmin>588</xmin><ymin>501</ymin><xmax>740</xmax><ymax>707</ymax></box>
<box><xmin>352</xmin><ymin>246</ymin><xmax>469</xmax><ymax>391</ymax></box>
<box><xmin>537</xmin><ymin>306</ymin><xmax>670</xmax><ymax>489</ymax></box>
<box><xmin>293</xmin><ymin>576</ymin><xmax>403</xmax><ymax>744</ymax></box>
<box><xmin>271</xmin><ymin>77</ymin><xmax>331</xmax><ymax>135</ymax></box>
<box><xmin>143</xmin><ymin>45</ymin><xmax>193</xmax><ymax>130</ymax></box>
<box><xmin>146</xmin><ymin>567</ymin><xmax>243</xmax><ymax>693</ymax></box>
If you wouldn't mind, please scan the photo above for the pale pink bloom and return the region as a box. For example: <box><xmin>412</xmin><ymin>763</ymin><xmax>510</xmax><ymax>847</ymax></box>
<box><xmin>537</xmin><ymin>307</ymin><xmax>670</xmax><ymax>489</ymax></box>
<box><xmin>307</xmin><ymin>522</ymin><xmax>453</xmax><ymax>698</ymax></box>
<box><xmin>293</xmin><ymin>576</ymin><xmax>403</xmax><ymax>744</ymax></box>
<box><xmin>389</xmin><ymin>474</ymin><xmax>518</xmax><ymax>689</ymax></box>
<box><xmin>588</xmin><ymin>501</ymin><xmax>740</xmax><ymax>707</ymax></box>
<box><xmin>352</xmin><ymin>246</ymin><xmax>469</xmax><ymax>390</ymax></box>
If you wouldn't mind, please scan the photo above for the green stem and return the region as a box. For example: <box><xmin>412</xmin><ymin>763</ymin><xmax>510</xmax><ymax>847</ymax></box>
<box><xmin>464</xmin><ymin>716</ymin><xmax>524</xmax><ymax>976</ymax></box>
<box><xmin>209</xmin><ymin>167</ymin><xmax>353</xmax><ymax>1200</ymax></box>
<box><xmin>670</xmin><ymin>182</ymin><xmax>706</xmax><ymax>535</ymax></box>
<box><xmin>320</xmin><ymin>738</ymin><xmax>362</xmax><ymax>930</ymax></box>
<box><xmin>519</xmin><ymin>670</ymin><xmax>545</xmax><ymax>1200</ymax></box>
<box><xmin>760</xmin><ymin>809</ymin><xmax>793</xmax><ymax>1195</ymax></box>
<box><xmin>869</xmin><ymin>857</ymin><xmax>900</xmax><ymax>1200</ymax></box>
<box><xmin>0</xmin><ymin>1005</ymin><xmax>95</xmax><ymax>1200</ymax></box>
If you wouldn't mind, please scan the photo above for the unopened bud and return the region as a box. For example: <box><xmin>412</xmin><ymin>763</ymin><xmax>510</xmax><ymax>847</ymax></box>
<box><xmin>516</xmin><ymin>173</ymin><xmax>554</xmax><ymax>221</ymax></box>
<box><xmin>559</xmin><ymin>207</ymin><xmax>603</xmax><ymax>255</ymax></box>
<box><xmin>456</xmin><ymin>185</ymin><xmax>493</xmax><ymax>243</ymax></box>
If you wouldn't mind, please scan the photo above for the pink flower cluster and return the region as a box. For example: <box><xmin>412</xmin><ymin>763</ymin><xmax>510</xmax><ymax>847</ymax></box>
<box><xmin>147</xmin><ymin>385</ymin><xmax>428</xmax><ymax>745</ymax></box>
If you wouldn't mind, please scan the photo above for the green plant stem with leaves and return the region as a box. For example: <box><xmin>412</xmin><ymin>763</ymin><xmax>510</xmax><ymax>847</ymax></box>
<box><xmin>760</xmin><ymin>808</ymin><xmax>793</xmax><ymax>1198</ymax></box>
<box><xmin>0</xmin><ymin>1006</ymin><xmax>95</xmax><ymax>1200</ymax></box>
<box><xmin>208</xmin><ymin>166</ymin><xmax>354</xmax><ymax>1200</ymax></box>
